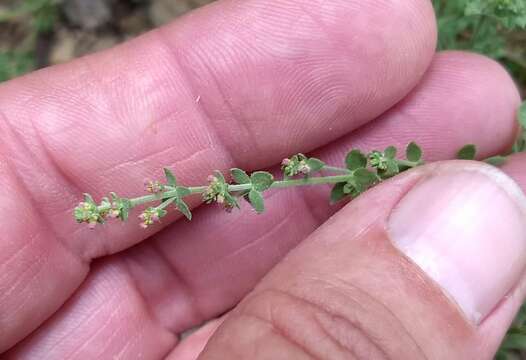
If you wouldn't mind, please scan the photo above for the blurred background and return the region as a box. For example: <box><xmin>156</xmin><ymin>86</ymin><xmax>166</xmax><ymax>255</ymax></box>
<box><xmin>0</xmin><ymin>0</ymin><xmax>213</xmax><ymax>82</ymax></box>
<box><xmin>0</xmin><ymin>0</ymin><xmax>525</xmax><ymax>93</ymax></box>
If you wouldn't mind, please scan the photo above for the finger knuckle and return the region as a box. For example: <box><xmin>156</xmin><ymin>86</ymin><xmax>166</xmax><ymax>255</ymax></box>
<box><xmin>236</xmin><ymin>284</ymin><xmax>426</xmax><ymax>360</ymax></box>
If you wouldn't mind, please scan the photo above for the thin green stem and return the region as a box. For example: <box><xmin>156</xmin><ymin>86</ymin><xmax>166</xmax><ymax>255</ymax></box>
<box><xmin>322</xmin><ymin>166</ymin><xmax>352</xmax><ymax>174</ymax></box>
<box><xmin>128</xmin><ymin>175</ymin><xmax>356</xmax><ymax>208</ymax></box>
<box><xmin>156</xmin><ymin>197</ymin><xmax>176</xmax><ymax>210</ymax></box>
<box><xmin>270</xmin><ymin>175</ymin><xmax>354</xmax><ymax>188</ymax></box>
<box><xmin>396</xmin><ymin>159</ymin><xmax>423</xmax><ymax>168</ymax></box>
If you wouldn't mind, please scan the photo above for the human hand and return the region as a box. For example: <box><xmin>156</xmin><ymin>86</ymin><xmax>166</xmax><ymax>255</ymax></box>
<box><xmin>0</xmin><ymin>0</ymin><xmax>525</xmax><ymax>358</ymax></box>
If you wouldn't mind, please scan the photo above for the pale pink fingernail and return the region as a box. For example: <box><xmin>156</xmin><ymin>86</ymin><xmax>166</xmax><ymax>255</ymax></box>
<box><xmin>389</xmin><ymin>164</ymin><xmax>526</xmax><ymax>324</ymax></box>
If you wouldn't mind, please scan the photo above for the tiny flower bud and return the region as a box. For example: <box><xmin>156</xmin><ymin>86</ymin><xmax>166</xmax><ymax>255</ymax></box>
<box><xmin>144</xmin><ymin>180</ymin><xmax>164</xmax><ymax>193</ymax></box>
<box><xmin>281</xmin><ymin>158</ymin><xmax>291</xmax><ymax>166</ymax></box>
<box><xmin>139</xmin><ymin>222</ymin><xmax>148</xmax><ymax>229</ymax></box>
<box><xmin>217</xmin><ymin>194</ymin><xmax>225</xmax><ymax>204</ymax></box>
<box><xmin>207</xmin><ymin>175</ymin><xmax>217</xmax><ymax>183</ymax></box>
<box><xmin>299</xmin><ymin>164</ymin><xmax>311</xmax><ymax>174</ymax></box>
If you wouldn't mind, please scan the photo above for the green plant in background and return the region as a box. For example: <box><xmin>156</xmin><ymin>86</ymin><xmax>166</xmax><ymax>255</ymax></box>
<box><xmin>0</xmin><ymin>51</ymin><xmax>34</xmax><ymax>82</ymax></box>
<box><xmin>0</xmin><ymin>0</ymin><xmax>60</xmax><ymax>32</ymax></box>
<box><xmin>434</xmin><ymin>0</ymin><xmax>526</xmax><ymax>90</ymax></box>
<box><xmin>0</xmin><ymin>0</ymin><xmax>60</xmax><ymax>82</ymax></box>
<box><xmin>498</xmin><ymin>304</ymin><xmax>526</xmax><ymax>360</ymax></box>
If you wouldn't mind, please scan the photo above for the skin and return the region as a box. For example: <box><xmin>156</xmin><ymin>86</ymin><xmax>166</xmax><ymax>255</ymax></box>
<box><xmin>0</xmin><ymin>0</ymin><xmax>524</xmax><ymax>358</ymax></box>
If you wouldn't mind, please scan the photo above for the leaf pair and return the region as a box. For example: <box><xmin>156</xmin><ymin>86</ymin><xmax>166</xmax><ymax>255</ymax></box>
<box><xmin>231</xmin><ymin>169</ymin><xmax>274</xmax><ymax>213</ymax></box>
<box><xmin>163</xmin><ymin>168</ymin><xmax>192</xmax><ymax>220</ymax></box>
<box><xmin>330</xmin><ymin>168</ymin><xmax>378</xmax><ymax>203</ymax></box>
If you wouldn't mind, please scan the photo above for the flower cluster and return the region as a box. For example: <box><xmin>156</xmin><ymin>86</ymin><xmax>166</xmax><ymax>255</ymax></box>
<box><xmin>74</xmin><ymin>193</ymin><xmax>131</xmax><ymax>228</ymax></box>
<box><xmin>368</xmin><ymin>151</ymin><xmax>389</xmax><ymax>171</ymax></box>
<box><xmin>281</xmin><ymin>154</ymin><xmax>312</xmax><ymax>177</ymax></box>
<box><xmin>144</xmin><ymin>179</ymin><xmax>164</xmax><ymax>193</ymax></box>
<box><xmin>138</xmin><ymin>207</ymin><xmax>167</xmax><ymax>228</ymax></box>
<box><xmin>203</xmin><ymin>173</ymin><xmax>237</xmax><ymax>211</ymax></box>
<box><xmin>74</xmin><ymin>199</ymin><xmax>102</xmax><ymax>228</ymax></box>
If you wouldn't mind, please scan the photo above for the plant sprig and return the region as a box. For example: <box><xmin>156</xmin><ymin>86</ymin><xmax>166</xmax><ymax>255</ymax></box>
<box><xmin>74</xmin><ymin>101</ymin><xmax>526</xmax><ymax>229</ymax></box>
<box><xmin>73</xmin><ymin>143</ymin><xmax>426</xmax><ymax>229</ymax></box>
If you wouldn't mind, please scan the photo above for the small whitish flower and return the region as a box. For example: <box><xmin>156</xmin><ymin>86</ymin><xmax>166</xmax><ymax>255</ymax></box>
<box><xmin>108</xmin><ymin>209</ymin><xmax>121</xmax><ymax>219</ymax></box>
<box><xmin>138</xmin><ymin>207</ymin><xmax>166</xmax><ymax>228</ymax></box>
<box><xmin>298</xmin><ymin>163</ymin><xmax>311</xmax><ymax>174</ymax></box>
<box><xmin>203</xmin><ymin>175</ymin><xmax>224</xmax><ymax>204</ymax></box>
<box><xmin>144</xmin><ymin>180</ymin><xmax>164</xmax><ymax>194</ymax></box>
<box><xmin>369</xmin><ymin>151</ymin><xmax>389</xmax><ymax>170</ymax></box>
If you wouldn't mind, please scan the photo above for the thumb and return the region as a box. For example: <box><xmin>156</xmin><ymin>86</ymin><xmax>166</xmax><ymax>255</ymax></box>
<box><xmin>198</xmin><ymin>161</ymin><xmax>526</xmax><ymax>360</ymax></box>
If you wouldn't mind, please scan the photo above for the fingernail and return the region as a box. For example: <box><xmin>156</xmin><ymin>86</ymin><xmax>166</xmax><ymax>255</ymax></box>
<box><xmin>388</xmin><ymin>164</ymin><xmax>526</xmax><ymax>325</ymax></box>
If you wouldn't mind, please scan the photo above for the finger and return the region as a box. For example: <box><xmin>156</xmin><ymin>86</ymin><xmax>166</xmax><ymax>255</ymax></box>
<box><xmin>0</xmin><ymin>0</ymin><xmax>437</xmax><ymax>256</ymax></box>
<box><xmin>200</xmin><ymin>160</ymin><xmax>526</xmax><ymax>359</ymax></box>
<box><xmin>0</xmin><ymin>0</ymin><xmax>437</xmax><ymax>351</ymax></box>
<box><xmin>7</xmin><ymin>52</ymin><xmax>522</xmax><ymax>358</ymax></box>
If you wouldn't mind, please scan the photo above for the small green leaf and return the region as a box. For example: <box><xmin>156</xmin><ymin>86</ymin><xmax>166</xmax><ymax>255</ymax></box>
<box><xmin>384</xmin><ymin>146</ymin><xmax>397</xmax><ymax>159</ymax></box>
<box><xmin>248</xmin><ymin>189</ymin><xmax>265</xmax><ymax>213</ymax></box>
<box><xmin>250</xmin><ymin>171</ymin><xmax>274</xmax><ymax>192</ymax></box>
<box><xmin>230</xmin><ymin>168</ymin><xmax>251</xmax><ymax>184</ymax></box>
<box><xmin>457</xmin><ymin>144</ymin><xmax>477</xmax><ymax>160</ymax></box>
<box><xmin>176</xmin><ymin>186</ymin><xmax>192</xmax><ymax>198</ymax></box>
<box><xmin>406</xmin><ymin>142</ymin><xmax>422</xmax><ymax>162</ymax></box>
<box><xmin>519</xmin><ymin>101</ymin><xmax>526</xmax><ymax>128</ymax></box>
<box><xmin>83</xmin><ymin>193</ymin><xmax>96</xmax><ymax>205</ymax></box>
<box><xmin>345</xmin><ymin>150</ymin><xmax>367</xmax><ymax>170</ymax></box>
<box><xmin>330</xmin><ymin>183</ymin><xmax>348</xmax><ymax>204</ymax></box>
<box><xmin>163</xmin><ymin>168</ymin><xmax>177</xmax><ymax>186</ymax></box>
<box><xmin>175</xmin><ymin>199</ymin><xmax>192</xmax><ymax>220</ymax></box>
<box><xmin>306</xmin><ymin>158</ymin><xmax>325</xmax><ymax>172</ymax></box>
<box><xmin>354</xmin><ymin>168</ymin><xmax>378</xmax><ymax>187</ymax></box>
<box><xmin>485</xmin><ymin>156</ymin><xmax>507</xmax><ymax>167</ymax></box>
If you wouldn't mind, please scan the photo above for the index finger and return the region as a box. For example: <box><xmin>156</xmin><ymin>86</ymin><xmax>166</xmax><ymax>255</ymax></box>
<box><xmin>0</xmin><ymin>0</ymin><xmax>436</xmax><ymax>352</ymax></box>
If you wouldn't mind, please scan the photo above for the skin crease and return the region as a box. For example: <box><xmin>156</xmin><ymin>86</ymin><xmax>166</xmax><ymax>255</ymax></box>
<box><xmin>0</xmin><ymin>0</ymin><xmax>525</xmax><ymax>358</ymax></box>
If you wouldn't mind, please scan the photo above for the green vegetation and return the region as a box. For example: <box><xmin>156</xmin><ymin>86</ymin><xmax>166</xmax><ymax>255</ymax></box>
<box><xmin>0</xmin><ymin>0</ymin><xmax>59</xmax><ymax>82</ymax></box>
<box><xmin>434</xmin><ymin>0</ymin><xmax>526</xmax><ymax>91</ymax></box>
